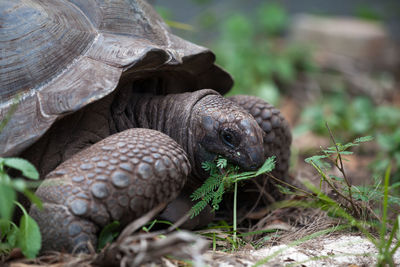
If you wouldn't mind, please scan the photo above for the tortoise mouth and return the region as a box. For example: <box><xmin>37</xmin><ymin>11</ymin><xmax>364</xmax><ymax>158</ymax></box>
<box><xmin>225</xmin><ymin>154</ymin><xmax>263</xmax><ymax>172</ymax></box>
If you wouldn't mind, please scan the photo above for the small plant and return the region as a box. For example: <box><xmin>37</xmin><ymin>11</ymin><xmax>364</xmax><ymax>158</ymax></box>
<box><xmin>305</xmin><ymin>130</ymin><xmax>375</xmax><ymax>219</ymax></box>
<box><xmin>296</xmin><ymin>93</ymin><xmax>400</xmax><ymax>183</ymax></box>
<box><xmin>255</xmin><ymin>128</ymin><xmax>399</xmax><ymax>265</ymax></box>
<box><xmin>0</xmin><ymin>157</ymin><xmax>42</xmax><ymax>259</ymax></box>
<box><xmin>190</xmin><ymin>156</ymin><xmax>276</xmax><ymax>246</ymax></box>
<box><xmin>295</xmin><ymin>169</ymin><xmax>400</xmax><ymax>267</ymax></box>
<box><xmin>300</xmin><ymin>126</ymin><xmax>400</xmax><ymax>266</ymax></box>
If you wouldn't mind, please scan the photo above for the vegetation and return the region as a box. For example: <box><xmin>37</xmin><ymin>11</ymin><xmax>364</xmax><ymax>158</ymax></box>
<box><xmin>190</xmin><ymin>156</ymin><xmax>275</xmax><ymax>218</ymax></box>
<box><xmin>2</xmin><ymin>0</ymin><xmax>399</xmax><ymax>265</ymax></box>
<box><xmin>190</xmin><ymin>156</ymin><xmax>275</xmax><ymax>247</ymax></box>
<box><xmin>156</xmin><ymin>1</ymin><xmax>400</xmax><ymax>264</ymax></box>
<box><xmin>0</xmin><ymin>157</ymin><xmax>42</xmax><ymax>258</ymax></box>
<box><xmin>0</xmin><ymin>98</ymin><xmax>43</xmax><ymax>260</ymax></box>
<box><xmin>212</xmin><ymin>3</ymin><xmax>314</xmax><ymax>100</ymax></box>
<box><xmin>189</xmin><ymin>130</ymin><xmax>400</xmax><ymax>265</ymax></box>
<box><xmin>301</xmin><ymin>131</ymin><xmax>400</xmax><ymax>267</ymax></box>
<box><xmin>296</xmin><ymin>92</ymin><xmax>400</xmax><ymax>181</ymax></box>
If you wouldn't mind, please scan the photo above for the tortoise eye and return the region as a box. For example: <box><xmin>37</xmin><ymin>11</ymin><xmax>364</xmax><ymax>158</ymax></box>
<box><xmin>220</xmin><ymin>129</ymin><xmax>236</xmax><ymax>149</ymax></box>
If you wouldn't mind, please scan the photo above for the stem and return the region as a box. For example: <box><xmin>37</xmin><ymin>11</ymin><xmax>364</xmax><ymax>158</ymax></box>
<box><xmin>390</xmin><ymin>240</ymin><xmax>400</xmax><ymax>256</ymax></box>
<box><xmin>365</xmin><ymin>204</ymin><xmax>382</xmax><ymax>223</ymax></box>
<box><xmin>380</xmin><ymin>165</ymin><xmax>391</xmax><ymax>252</ymax></box>
<box><xmin>325</xmin><ymin>123</ymin><xmax>360</xmax><ymax>218</ymax></box>
<box><xmin>310</xmin><ymin>161</ymin><xmax>355</xmax><ymax>205</ymax></box>
<box><xmin>387</xmin><ymin>216</ymin><xmax>399</xmax><ymax>255</ymax></box>
<box><xmin>267</xmin><ymin>173</ymin><xmax>315</xmax><ymax>198</ymax></box>
<box><xmin>233</xmin><ymin>181</ymin><xmax>237</xmax><ymax>249</ymax></box>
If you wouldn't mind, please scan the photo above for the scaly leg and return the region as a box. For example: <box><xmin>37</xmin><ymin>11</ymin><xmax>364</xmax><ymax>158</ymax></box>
<box><xmin>30</xmin><ymin>128</ymin><xmax>190</xmax><ymax>253</ymax></box>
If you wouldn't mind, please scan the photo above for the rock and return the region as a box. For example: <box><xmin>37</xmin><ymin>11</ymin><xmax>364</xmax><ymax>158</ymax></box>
<box><xmin>203</xmin><ymin>234</ymin><xmax>400</xmax><ymax>266</ymax></box>
<box><xmin>289</xmin><ymin>14</ymin><xmax>399</xmax><ymax>70</ymax></box>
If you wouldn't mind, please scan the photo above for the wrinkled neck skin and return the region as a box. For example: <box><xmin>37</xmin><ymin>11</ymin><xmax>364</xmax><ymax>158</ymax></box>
<box><xmin>110</xmin><ymin>89</ymin><xmax>218</xmax><ymax>183</ymax></box>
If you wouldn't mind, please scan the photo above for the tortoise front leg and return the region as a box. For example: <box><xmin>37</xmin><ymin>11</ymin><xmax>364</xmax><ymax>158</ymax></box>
<box><xmin>30</xmin><ymin>129</ymin><xmax>190</xmax><ymax>253</ymax></box>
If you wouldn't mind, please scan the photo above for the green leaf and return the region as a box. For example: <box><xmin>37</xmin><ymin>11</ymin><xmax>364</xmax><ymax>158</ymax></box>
<box><xmin>190</xmin><ymin>200</ymin><xmax>208</xmax><ymax>219</ymax></box>
<box><xmin>217</xmin><ymin>158</ymin><xmax>227</xmax><ymax>169</ymax></box>
<box><xmin>23</xmin><ymin>189</ymin><xmax>43</xmax><ymax>210</ymax></box>
<box><xmin>98</xmin><ymin>221</ymin><xmax>120</xmax><ymax>250</ymax></box>
<box><xmin>0</xmin><ymin>184</ymin><xmax>16</xmax><ymax>220</ymax></box>
<box><xmin>328</xmin><ymin>174</ymin><xmax>344</xmax><ymax>182</ymax></box>
<box><xmin>338</xmin><ymin>151</ymin><xmax>354</xmax><ymax>155</ymax></box>
<box><xmin>3</xmin><ymin>158</ymin><xmax>39</xmax><ymax>180</ymax></box>
<box><xmin>4</xmin><ymin>221</ymin><xmax>19</xmax><ymax>247</ymax></box>
<box><xmin>305</xmin><ymin>155</ymin><xmax>330</xmax><ymax>169</ymax></box>
<box><xmin>0</xmin><ymin>218</ymin><xmax>19</xmax><ymax>253</ymax></box>
<box><xmin>190</xmin><ymin>175</ymin><xmax>221</xmax><ymax>201</ymax></box>
<box><xmin>203</xmin><ymin>190</ymin><xmax>214</xmax><ymax>203</ymax></box>
<box><xmin>12</xmin><ymin>179</ymin><xmax>26</xmax><ymax>192</ymax></box>
<box><xmin>323</xmin><ymin>149</ymin><xmax>339</xmax><ymax>154</ymax></box>
<box><xmin>201</xmin><ymin>161</ymin><xmax>213</xmax><ymax>172</ymax></box>
<box><xmin>212</xmin><ymin>183</ymin><xmax>225</xmax><ymax>210</ymax></box>
<box><xmin>255</xmin><ymin>156</ymin><xmax>276</xmax><ymax>176</ymax></box>
<box><xmin>16</xmin><ymin>203</ymin><xmax>41</xmax><ymax>258</ymax></box>
<box><xmin>390</xmin><ymin>182</ymin><xmax>400</xmax><ymax>189</ymax></box>
<box><xmin>397</xmin><ymin>215</ymin><xmax>400</xmax><ymax>241</ymax></box>
<box><xmin>354</xmin><ymin>136</ymin><xmax>374</xmax><ymax>143</ymax></box>
<box><xmin>0</xmin><ymin>219</ymin><xmax>11</xmax><ymax>240</ymax></box>
<box><xmin>305</xmin><ymin>155</ymin><xmax>328</xmax><ymax>163</ymax></box>
<box><xmin>0</xmin><ymin>172</ymin><xmax>11</xmax><ymax>184</ymax></box>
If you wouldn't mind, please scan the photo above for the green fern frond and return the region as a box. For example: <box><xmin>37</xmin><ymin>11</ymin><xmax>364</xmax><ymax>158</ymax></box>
<box><xmin>212</xmin><ymin>182</ymin><xmax>225</xmax><ymax>210</ymax></box>
<box><xmin>203</xmin><ymin>190</ymin><xmax>214</xmax><ymax>203</ymax></box>
<box><xmin>191</xmin><ymin>156</ymin><xmax>276</xmax><ymax>218</ymax></box>
<box><xmin>305</xmin><ymin>155</ymin><xmax>330</xmax><ymax>169</ymax></box>
<box><xmin>217</xmin><ymin>157</ymin><xmax>228</xmax><ymax>169</ymax></box>
<box><xmin>190</xmin><ymin>175</ymin><xmax>222</xmax><ymax>201</ymax></box>
<box><xmin>190</xmin><ymin>199</ymin><xmax>208</xmax><ymax>218</ymax></box>
<box><xmin>255</xmin><ymin>156</ymin><xmax>276</xmax><ymax>176</ymax></box>
<box><xmin>354</xmin><ymin>136</ymin><xmax>374</xmax><ymax>143</ymax></box>
<box><xmin>201</xmin><ymin>161</ymin><xmax>214</xmax><ymax>172</ymax></box>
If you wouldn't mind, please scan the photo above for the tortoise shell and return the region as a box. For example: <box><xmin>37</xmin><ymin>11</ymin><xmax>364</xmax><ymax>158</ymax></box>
<box><xmin>0</xmin><ymin>0</ymin><xmax>232</xmax><ymax>156</ymax></box>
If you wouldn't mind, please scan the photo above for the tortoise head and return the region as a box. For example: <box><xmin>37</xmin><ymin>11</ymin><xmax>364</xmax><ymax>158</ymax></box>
<box><xmin>190</xmin><ymin>93</ymin><xmax>265</xmax><ymax>179</ymax></box>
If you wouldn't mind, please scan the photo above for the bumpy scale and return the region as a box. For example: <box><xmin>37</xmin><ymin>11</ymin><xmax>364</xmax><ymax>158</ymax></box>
<box><xmin>30</xmin><ymin>129</ymin><xmax>190</xmax><ymax>252</ymax></box>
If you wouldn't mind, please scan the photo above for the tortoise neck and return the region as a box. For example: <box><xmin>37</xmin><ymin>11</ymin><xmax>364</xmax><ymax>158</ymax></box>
<box><xmin>110</xmin><ymin>89</ymin><xmax>218</xmax><ymax>171</ymax></box>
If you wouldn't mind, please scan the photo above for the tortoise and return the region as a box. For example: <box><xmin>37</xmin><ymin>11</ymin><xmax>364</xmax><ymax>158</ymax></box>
<box><xmin>0</xmin><ymin>0</ymin><xmax>291</xmax><ymax>252</ymax></box>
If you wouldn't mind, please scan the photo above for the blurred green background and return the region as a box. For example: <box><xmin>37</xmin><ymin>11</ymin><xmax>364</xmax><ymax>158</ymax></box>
<box><xmin>153</xmin><ymin>0</ymin><xmax>400</xmax><ymax>183</ymax></box>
